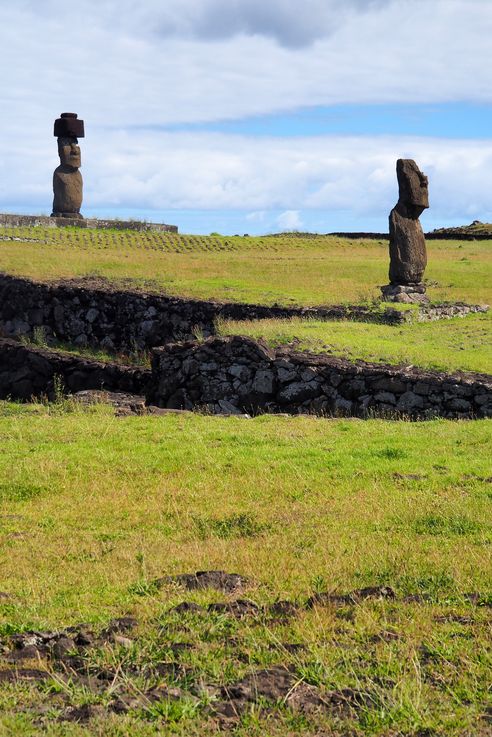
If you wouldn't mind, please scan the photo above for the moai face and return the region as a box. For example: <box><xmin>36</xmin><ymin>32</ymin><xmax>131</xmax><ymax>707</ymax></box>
<box><xmin>397</xmin><ymin>159</ymin><xmax>429</xmax><ymax>211</ymax></box>
<box><xmin>58</xmin><ymin>137</ymin><xmax>81</xmax><ymax>169</ymax></box>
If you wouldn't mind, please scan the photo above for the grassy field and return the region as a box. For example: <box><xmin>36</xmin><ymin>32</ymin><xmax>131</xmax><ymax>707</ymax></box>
<box><xmin>0</xmin><ymin>402</ymin><xmax>491</xmax><ymax>736</ymax></box>
<box><xmin>0</xmin><ymin>226</ymin><xmax>491</xmax><ymax>735</ymax></box>
<box><xmin>0</xmin><ymin>226</ymin><xmax>491</xmax><ymax>306</ymax></box>
<box><xmin>220</xmin><ymin>311</ymin><xmax>492</xmax><ymax>375</ymax></box>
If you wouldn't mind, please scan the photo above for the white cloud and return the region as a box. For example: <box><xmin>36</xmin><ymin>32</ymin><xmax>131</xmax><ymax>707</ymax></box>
<box><xmin>2</xmin><ymin>130</ymin><xmax>491</xmax><ymax>226</ymax></box>
<box><xmin>14</xmin><ymin>0</ymin><xmax>393</xmax><ymax>48</ymax></box>
<box><xmin>277</xmin><ymin>210</ymin><xmax>303</xmax><ymax>230</ymax></box>
<box><xmin>0</xmin><ymin>0</ymin><xmax>491</xmax><ymax>137</ymax></box>
<box><xmin>0</xmin><ymin>0</ymin><xmax>491</xmax><ymax>231</ymax></box>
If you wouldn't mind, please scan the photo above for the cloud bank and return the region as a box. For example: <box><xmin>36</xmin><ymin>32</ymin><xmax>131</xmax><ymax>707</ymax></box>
<box><xmin>0</xmin><ymin>0</ymin><xmax>491</xmax><ymax>231</ymax></box>
<box><xmin>16</xmin><ymin>0</ymin><xmax>393</xmax><ymax>48</ymax></box>
<box><xmin>1</xmin><ymin>0</ymin><xmax>491</xmax><ymax>133</ymax></box>
<box><xmin>2</xmin><ymin>131</ymin><xmax>491</xmax><ymax>226</ymax></box>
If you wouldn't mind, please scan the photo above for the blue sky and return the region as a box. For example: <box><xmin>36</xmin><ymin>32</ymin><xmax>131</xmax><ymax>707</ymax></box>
<box><xmin>0</xmin><ymin>0</ymin><xmax>491</xmax><ymax>234</ymax></box>
<box><xmin>159</xmin><ymin>103</ymin><xmax>492</xmax><ymax>140</ymax></box>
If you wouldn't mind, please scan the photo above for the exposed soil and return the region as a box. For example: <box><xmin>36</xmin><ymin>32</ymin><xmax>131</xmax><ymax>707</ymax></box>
<box><xmin>0</xmin><ymin>574</ymin><xmax>489</xmax><ymax>729</ymax></box>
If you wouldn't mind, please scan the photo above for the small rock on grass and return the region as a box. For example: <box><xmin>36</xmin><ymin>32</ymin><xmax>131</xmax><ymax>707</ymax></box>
<box><xmin>0</xmin><ymin>668</ymin><xmax>50</xmax><ymax>683</ymax></box>
<box><xmin>208</xmin><ymin>599</ymin><xmax>261</xmax><ymax>618</ymax></box>
<box><xmin>156</xmin><ymin>570</ymin><xmax>251</xmax><ymax>594</ymax></box>
<box><xmin>59</xmin><ymin>704</ymin><xmax>106</xmax><ymax>724</ymax></box>
<box><xmin>112</xmin><ymin>635</ymin><xmax>133</xmax><ymax>649</ymax></box>
<box><xmin>100</xmin><ymin>616</ymin><xmax>138</xmax><ymax>639</ymax></box>
<box><xmin>170</xmin><ymin>601</ymin><xmax>206</xmax><ymax>614</ymax></box>
<box><xmin>307</xmin><ymin>585</ymin><xmax>396</xmax><ymax>608</ymax></box>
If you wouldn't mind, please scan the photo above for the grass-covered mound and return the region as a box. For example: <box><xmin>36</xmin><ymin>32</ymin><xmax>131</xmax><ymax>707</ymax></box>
<box><xmin>0</xmin><ymin>401</ymin><xmax>490</xmax><ymax>735</ymax></box>
<box><xmin>220</xmin><ymin>311</ymin><xmax>492</xmax><ymax>374</ymax></box>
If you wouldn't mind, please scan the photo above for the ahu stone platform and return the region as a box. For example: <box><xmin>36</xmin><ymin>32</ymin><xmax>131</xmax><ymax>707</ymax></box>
<box><xmin>0</xmin><ymin>213</ymin><xmax>178</xmax><ymax>233</ymax></box>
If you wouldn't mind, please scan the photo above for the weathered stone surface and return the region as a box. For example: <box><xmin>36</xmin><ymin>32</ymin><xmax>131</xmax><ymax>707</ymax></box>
<box><xmin>381</xmin><ymin>281</ymin><xmax>428</xmax><ymax>304</ymax></box>
<box><xmin>52</xmin><ymin>159</ymin><xmax>83</xmax><ymax>218</ymax></box>
<box><xmin>53</xmin><ymin>112</ymin><xmax>85</xmax><ymax>139</ymax></box>
<box><xmin>389</xmin><ymin>207</ymin><xmax>427</xmax><ymax>285</ymax></box>
<box><xmin>397</xmin><ymin>391</ymin><xmax>424</xmax><ymax>412</ymax></box>
<box><xmin>0</xmin><ymin>276</ymin><xmax>486</xmax><ymax>356</ymax></box>
<box><xmin>0</xmin><ymin>338</ymin><xmax>150</xmax><ymax>402</ymax></box>
<box><xmin>0</xmin><ymin>212</ymin><xmax>178</xmax><ymax>232</ymax></box>
<box><xmin>252</xmin><ymin>369</ymin><xmax>275</xmax><ymax>394</ymax></box>
<box><xmin>277</xmin><ymin>381</ymin><xmax>320</xmax><ymax>404</ymax></box>
<box><xmin>384</xmin><ymin>159</ymin><xmax>429</xmax><ymax>301</ymax></box>
<box><xmin>148</xmin><ymin>335</ymin><xmax>491</xmax><ymax>420</ymax></box>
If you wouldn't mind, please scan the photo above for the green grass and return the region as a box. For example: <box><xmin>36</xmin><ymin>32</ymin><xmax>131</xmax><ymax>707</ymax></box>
<box><xmin>0</xmin><ymin>401</ymin><xmax>491</xmax><ymax>735</ymax></box>
<box><xmin>220</xmin><ymin>311</ymin><xmax>492</xmax><ymax>374</ymax></box>
<box><xmin>0</xmin><ymin>225</ymin><xmax>491</xmax><ymax>734</ymax></box>
<box><xmin>0</xmin><ymin>226</ymin><xmax>491</xmax><ymax>305</ymax></box>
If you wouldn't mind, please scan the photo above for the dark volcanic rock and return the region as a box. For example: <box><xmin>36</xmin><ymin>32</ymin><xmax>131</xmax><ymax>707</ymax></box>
<box><xmin>170</xmin><ymin>601</ymin><xmax>207</xmax><ymax>614</ymax></box>
<box><xmin>156</xmin><ymin>570</ymin><xmax>251</xmax><ymax>594</ymax></box>
<box><xmin>215</xmin><ymin>666</ymin><xmax>370</xmax><ymax>721</ymax></box>
<box><xmin>307</xmin><ymin>585</ymin><xmax>396</xmax><ymax>608</ymax></box>
<box><xmin>207</xmin><ymin>599</ymin><xmax>261</xmax><ymax>618</ymax></box>
<box><xmin>389</xmin><ymin>208</ymin><xmax>427</xmax><ymax>285</ymax></box>
<box><xmin>0</xmin><ymin>668</ymin><xmax>49</xmax><ymax>683</ymax></box>
<box><xmin>221</xmin><ymin>666</ymin><xmax>296</xmax><ymax>702</ymax></box>
<box><xmin>384</xmin><ymin>158</ymin><xmax>430</xmax><ymax>303</ymax></box>
<box><xmin>59</xmin><ymin>704</ymin><xmax>106</xmax><ymax>724</ymax></box>
<box><xmin>389</xmin><ymin>159</ymin><xmax>429</xmax><ymax>285</ymax></box>
<box><xmin>149</xmin><ymin>334</ymin><xmax>491</xmax><ymax>420</ymax></box>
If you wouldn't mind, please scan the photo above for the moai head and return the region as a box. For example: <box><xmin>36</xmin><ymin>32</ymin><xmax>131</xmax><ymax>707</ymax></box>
<box><xmin>57</xmin><ymin>137</ymin><xmax>81</xmax><ymax>169</ymax></box>
<box><xmin>396</xmin><ymin>159</ymin><xmax>429</xmax><ymax>215</ymax></box>
<box><xmin>54</xmin><ymin>113</ymin><xmax>84</xmax><ymax>169</ymax></box>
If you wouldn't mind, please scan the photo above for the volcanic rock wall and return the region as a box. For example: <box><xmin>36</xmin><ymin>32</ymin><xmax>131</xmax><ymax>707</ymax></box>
<box><xmin>0</xmin><ymin>275</ymin><xmax>487</xmax><ymax>355</ymax></box>
<box><xmin>0</xmin><ymin>338</ymin><xmax>150</xmax><ymax>401</ymax></box>
<box><xmin>149</xmin><ymin>336</ymin><xmax>492</xmax><ymax>419</ymax></box>
<box><xmin>0</xmin><ymin>275</ymin><xmax>414</xmax><ymax>352</ymax></box>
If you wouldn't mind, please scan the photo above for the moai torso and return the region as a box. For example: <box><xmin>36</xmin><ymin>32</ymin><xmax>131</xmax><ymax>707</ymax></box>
<box><xmin>52</xmin><ymin>162</ymin><xmax>83</xmax><ymax>218</ymax></box>
<box><xmin>51</xmin><ymin>113</ymin><xmax>85</xmax><ymax>219</ymax></box>
<box><xmin>388</xmin><ymin>159</ymin><xmax>429</xmax><ymax>285</ymax></box>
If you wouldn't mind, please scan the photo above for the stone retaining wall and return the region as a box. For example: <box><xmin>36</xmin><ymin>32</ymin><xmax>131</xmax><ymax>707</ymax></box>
<box><xmin>0</xmin><ymin>275</ymin><xmax>413</xmax><ymax>353</ymax></box>
<box><xmin>2</xmin><ymin>334</ymin><xmax>490</xmax><ymax>420</ymax></box>
<box><xmin>0</xmin><ymin>338</ymin><xmax>150</xmax><ymax>401</ymax></box>
<box><xmin>149</xmin><ymin>336</ymin><xmax>492</xmax><ymax>419</ymax></box>
<box><xmin>0</xmin><ymin>275</ymin><xmax>487</xmax><ymax>355</ymax></box>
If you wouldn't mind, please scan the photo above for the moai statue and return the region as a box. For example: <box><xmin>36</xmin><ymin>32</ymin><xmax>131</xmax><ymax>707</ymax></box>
<box><xmin>51</xmin><ymin>112</ymin><xmax>85</xmax><ymax>219</ymax></box>
<box><xmin>381</xmin><ymin>159</ymin><xmax>429</xmax><ymax>303</ymax></box>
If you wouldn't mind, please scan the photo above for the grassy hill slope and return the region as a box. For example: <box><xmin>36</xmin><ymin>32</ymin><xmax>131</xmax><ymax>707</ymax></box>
<box><xmin>0</xmin><ymin>227</ymin><xmax>490</xmax><ymax>305</ymax></box>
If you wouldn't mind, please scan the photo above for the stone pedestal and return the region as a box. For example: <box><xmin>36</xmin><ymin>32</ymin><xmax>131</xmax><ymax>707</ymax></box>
<box><xmin>381</xmin><ymin>283</ymin><xmax>429</xmax><ymax>304</ymax></box>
